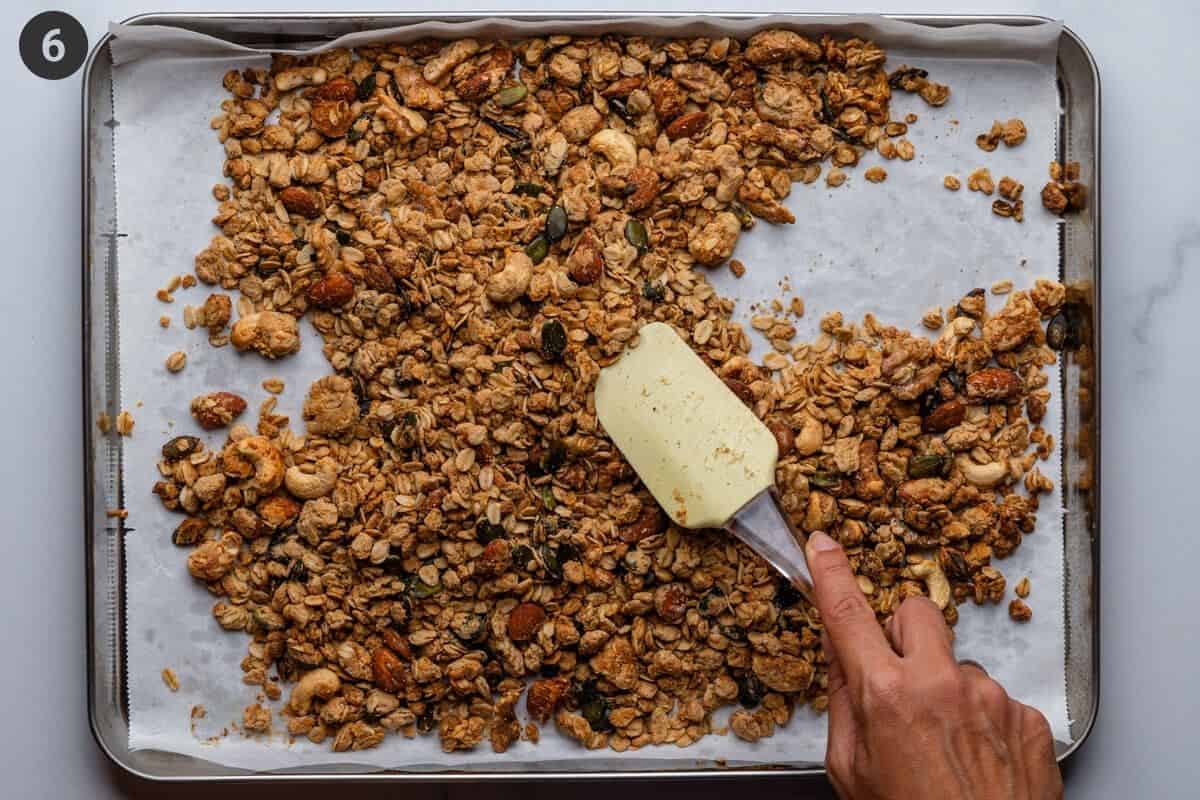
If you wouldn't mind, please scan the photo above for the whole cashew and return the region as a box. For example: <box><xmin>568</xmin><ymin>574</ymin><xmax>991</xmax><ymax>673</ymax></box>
<box><xmin>284</xmin><ymin>457</ymin><xmax>339</xmax><ymax>500</ymax></box>
<box><xmin>908</xmin><ymin>558</ymin><xmax>951</xmax><ymax>609</ymax></box>
<box><xmin>289</xmin><ymin>667</ymin><xmax>341</xmax><ymax>714</ymax></box>
<box><xmin>957</xmin><ymin>456</ymin><xmax>1008</xmax><ymax>488</ymax></box>
<box><xmin>273</xmin><ymin>66</ymin><xmax>328</xmax><ymax>92</ymax></box>
<box><xmin>236</xmin><ymin>436</ymin><xmax>285</xmax><ymax>494</ymax></box>
<box><xmin>588</xmin><ymin>129</ymin><xmax>638</xmax><ymax>171</ymax></box>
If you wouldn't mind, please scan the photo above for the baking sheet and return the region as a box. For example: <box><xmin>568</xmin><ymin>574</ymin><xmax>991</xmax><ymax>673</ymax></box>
<box><xmin>109</xmin><ymin>15</ymin><xmax>1068</xmax><ymax>772</ymax></box>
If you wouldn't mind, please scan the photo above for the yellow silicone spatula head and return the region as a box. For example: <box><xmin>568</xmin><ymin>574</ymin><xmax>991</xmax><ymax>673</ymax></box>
<box><xmin>595</xmin><ymin>322</ymin><xmax>814</xmax><ymax>598</ymax></box>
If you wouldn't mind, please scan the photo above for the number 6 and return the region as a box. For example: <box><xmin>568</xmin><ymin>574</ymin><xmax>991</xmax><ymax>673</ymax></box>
<box><xmin>42</xmin><ymin>28</ymin><xmax>65</xmax><ymax>63</ymax></box>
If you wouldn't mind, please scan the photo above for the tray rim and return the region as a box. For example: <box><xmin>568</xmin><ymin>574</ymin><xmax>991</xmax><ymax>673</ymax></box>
<box><xmin>82</xmin><ymin>10</ymin><xmax>1101</xmax><ymax>782</ymax></box>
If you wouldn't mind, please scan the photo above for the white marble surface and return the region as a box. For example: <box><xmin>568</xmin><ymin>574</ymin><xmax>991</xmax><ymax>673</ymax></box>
<box><xmin>1</xmin><ymin>0</ymin><xmax>1196</xmax><ymax>797</ymax></box>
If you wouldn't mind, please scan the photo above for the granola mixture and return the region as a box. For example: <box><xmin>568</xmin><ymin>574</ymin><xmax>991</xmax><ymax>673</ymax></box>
<box><xmin>1041</xmin><ymin>160</ymin><xmax>1087</xmax><ymax>215</ymax></box>
<box><xmin>150</xmin><ymin>30</ymin><xmax>1066</xmax><ymax>755</ymax></box>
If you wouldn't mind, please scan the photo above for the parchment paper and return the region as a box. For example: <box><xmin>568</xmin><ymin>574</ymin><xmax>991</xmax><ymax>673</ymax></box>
<box><xmin>111</xmin><ymin>15</ymin><xmax>1068</xmax><ymax>772</ymax></box>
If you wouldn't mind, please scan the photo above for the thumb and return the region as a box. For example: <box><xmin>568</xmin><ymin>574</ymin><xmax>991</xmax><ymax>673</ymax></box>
<box><xmin>823</xmin><ymin>631</ymin><xmax>858</xmax><ymax>795</ymax></box>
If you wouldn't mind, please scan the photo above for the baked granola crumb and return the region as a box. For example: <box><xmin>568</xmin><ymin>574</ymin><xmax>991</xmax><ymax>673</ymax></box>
<box><xmin>991</xmin><ymin>280</ymin><xmax>1013</xmax><ymax>295</ymax></box>
<box><xmin>116</xmin><ymin>410</ymin><xmax>134</xmax><ymax>436</ymax></box>
<box><xmin>242</xmin><ymin>703</ymin><xmax>272</xmax><ymax>734</ymax></box>
<box><xmin>96</xmin><ymin>412</ymin><xmax>111</xmax><ymax>434</ymax></box>
<box><xmin>943</xmin><ymin>175</ymin><xmax>961</xmax><ymax>191</ymax></box>
<box><xmin>159</xmin><ymin>315</ymin><xmax>171</xmax><ymax>328</ymax></box>
<box><xmin>162</xmin><ymin>668</ymin><xmax>180</xmax><ymax>692</ymax></box>
<box><xmin>262</xmin><ymin>377</ymin><xmax>286</xmax><ymax>394</ymax></box>
<box><xmin>968</xmin><ymin>168</ymin><xmax>995</xmax><ymax>195</ymax></box>
<box><xmin>1009</xmin><ymin>599</ymin><xmax>1033</xmax><ymax>622</ymax></box>
<box><xmin>1041</xmin><ymin>162</ymin><xmax>1086</xmax><ymax>215</ymax></box>
<box><xmin>864</xmin><ymin>166</ymin><xmax>887</xmax><ymax>183</ymax></box>
<box><xmin>1015</xmin><ymin>576</ymin><xmax>1031</xmax><ymax>598</ymax></box>
<box><xmin>998</xmin><ymin>176</ymin><xmax>1024</xmax><ymax>202</ymax></box>
<box><xmin>728</xmin><ymin>259</ymin><xmax>746</xmax><ymax>278</ymax></box>
<box><xmin>977</xmin><ymin>118</ymin><xmax>1026</xmax><ymax>151</ymax></box>
<box><xmin>165</xmin><ymin>351</ymin><xmax>187</xmax><ymax>373</ymax></box>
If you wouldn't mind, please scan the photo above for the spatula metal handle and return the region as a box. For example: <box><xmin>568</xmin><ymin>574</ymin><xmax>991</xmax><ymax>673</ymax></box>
<box><xmin>725</xmin><ymin>487</ymin><xmax>815</xmax><ymax>603</ymax></box>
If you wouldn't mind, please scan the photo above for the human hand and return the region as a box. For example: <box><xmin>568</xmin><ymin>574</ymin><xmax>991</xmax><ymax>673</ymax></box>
<box><xmin>805</xmin><ymin>531</ymin><xmax>1063</xmax><ymax>800</ymax></box>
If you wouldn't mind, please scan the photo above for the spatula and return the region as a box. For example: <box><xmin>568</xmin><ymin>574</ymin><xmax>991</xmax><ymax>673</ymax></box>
<box><xmin>594</xmin><ymin>322</ymin><xmax>815</xmax><ymax>601</ymax></box>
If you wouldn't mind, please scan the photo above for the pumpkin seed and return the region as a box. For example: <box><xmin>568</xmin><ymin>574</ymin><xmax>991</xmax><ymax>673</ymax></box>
<box><xmin>540</xmin><ymin>543</ymin><xmax>561</xmax><ymax>578</ymax></box>
<box><xmin>642</xmin><ymin>280</ymin><xmax>665</xmax><ymax>302</ymax></box>
<box><xmin>495</xmin><ymin>85</ymin><xmax>528</xmax><ymax>107</ymax></box>
<box><xmin>557</xmin><ymin>542</ymin><xmax>581</xmax><ymax>564</ymax></box>
<box><xmin>511</xmin><ymin>544</ymin><xmax>534</xmax><ymax>570</ymax></box>
<box><xmin>545</xmin><ymin>205</ymin><xmax>568</xmax><ymax>243</ymax></box>
<box><xmin>513</xmin><ymin>181</ymin><xmax>546</xmax><ymax>197</ymax></box>
<box><xmin>161</xmin><ymin>435</ymin><xmax>201</xmax><ymax>461</ymax></box>
<box><xmin>731</xmin><ymin>201</ymin><xmax>756</xmax><ymax>230</ymax></box>
<box><xmin>908</xmin><ymin>453</ymin><xmax>949</xmax><ymax>479</ymax></box>
<box><xmin>810</xmin><ymin>471</ymin><xmax>840</xmax><ymax>488</ymax></box>
<box><xmin>624</xmin><ymin>218</ymin><xmax>650</xmax><ymax>252</ymax></box>
<box><xmin>1047</xmin><ymin>304</ymin><xmax>1084</xmax><ymax>351</ymax></box>
<box><xmin>1046</xmin><ymin>313</ymin><xmax>1067</xmax><ymax>350</ymax></box>
<box><xmin>335</xmin><ymin>228</ymin><xmax>352</xmax><ymax>246</ymax></box>
<box><xmin>737</xmin><ymin>674</ymin><xmax>764</xmax><ymax>708</ymax></box>
<box><xmin>540</xmin><ymin>485</ymin><xmax>557</xmax><ymax>511</ymax></box>
<box><xmin>356</xmin><ymin>73</ymin><xmax>376</xmax><ymax>102</ymax></box>
<box><xmin>405</xmin><ymin>576</ymin><xmax>441</xmax><ymax>599</ymax></box>
<box><xmin>540</xmin><ymin>439</ymin><xmax>567</xmax><ymax>473</ymax></box>
<box><xmin>576</xmin><ymin>680</ymin><xmax>613</xmax><ymax>732</ymax></box>
<box><xmin>525</xmin><ymin>236</ymin><xmax>549</xmax><ymax>265</ymax></box>
<box><xmin>918</xmin><ymin>389</ymin><xmax>941</xmax><ymax>418</ymax></box>
<box><xmin>475</xmin><ymin>519</ymin><xmax>506</xmax><ymax>543</ymax></box>
<box><xmin>541</xmin><ymin>319</ymin><xmax>568</xmax><ymax>360</ymax></box>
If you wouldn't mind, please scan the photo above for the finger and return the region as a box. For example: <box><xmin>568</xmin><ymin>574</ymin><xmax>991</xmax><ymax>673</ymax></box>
<box><xmin>806</xmin><ymin>532</ymin><xmax>894</xmax><ymax>687</ymax></box>
<box><xmin>822</xmin><ymin>632</ymin><xmax>857</xmax><ymax>792</ymax></box>
<box><xmin>958</xmin><ymin>659</ymin><xmax>988</xmax><ymax>677</ymax></box>
<box><xmin>1020</xmin><ymin>704</ymin><xmax>1059</xmax><ymax>769</ymax></box>
<box><xmin>962</xmin><ymin>663</ymin><xmax>1012</xmax><ymax>723</ymax></box>
<box><xmin>1023</xmin><ymin>710</ymin><xmax>1064</xmax><ymax>800</ymax></box>
<box><xmin>887</xmin><ymin>597</ymin><xmax>955</xmax><ymax>665</ymax></box>
<box><xmin>1007</xmin><ymin>703</ymin><xmax>1057</xmax><ymax>800</ymax></box>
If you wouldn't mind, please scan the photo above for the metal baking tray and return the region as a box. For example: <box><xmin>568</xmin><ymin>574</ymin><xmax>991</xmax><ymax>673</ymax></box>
<box><xmin>83</xmin><ymin>11</ymin><xmax>1101</xmax><ymax>781</ymax></box>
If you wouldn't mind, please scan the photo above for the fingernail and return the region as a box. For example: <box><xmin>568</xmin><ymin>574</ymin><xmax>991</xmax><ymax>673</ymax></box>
<box><xmin>808</xmin><ymin>531</ymin><xmax>839</xmax><ymax>552</ymax></box>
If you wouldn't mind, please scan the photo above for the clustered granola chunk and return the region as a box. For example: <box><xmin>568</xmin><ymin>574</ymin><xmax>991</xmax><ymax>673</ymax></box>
<box><xmin>152</xmin><ymin>30</ymin><xmax>1062</xmax><ymax>755</ymax></box>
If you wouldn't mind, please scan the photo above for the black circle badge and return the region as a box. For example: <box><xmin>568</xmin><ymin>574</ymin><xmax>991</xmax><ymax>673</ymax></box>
<box><xmin>20</xmin><ymin>11</ymin><xmax>87</xmax><ymax>80</ymax></box>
